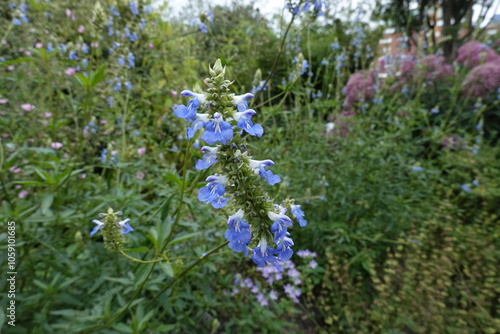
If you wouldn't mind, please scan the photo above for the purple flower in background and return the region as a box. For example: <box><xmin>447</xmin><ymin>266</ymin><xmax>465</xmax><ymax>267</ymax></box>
<box><xmin>343</xmin><ymin>71</ymin><xmax>376</xmax><ymax>110</ymax></box>
<box><xmin>462</xmin><ymin>60</ymin><xmax>500</xmax><ymax>98</ymax></box>
<box><xmin>456</xmin><ymin>41</ymin><xmax>500</xmax><ymax>68</ymax></box>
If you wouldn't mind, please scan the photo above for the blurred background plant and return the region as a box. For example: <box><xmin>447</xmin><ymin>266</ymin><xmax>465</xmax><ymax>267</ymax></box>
<box><xmin>0</xmin><ymin>0</ymin><xmax>499</xmax><ymax>333</ymax></box>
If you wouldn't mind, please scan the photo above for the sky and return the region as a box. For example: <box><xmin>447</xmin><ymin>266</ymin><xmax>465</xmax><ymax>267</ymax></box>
<box><xmin>154</xmin><ymin>0</ymin><xmax>500</xmax><ymax>25</ymax></box>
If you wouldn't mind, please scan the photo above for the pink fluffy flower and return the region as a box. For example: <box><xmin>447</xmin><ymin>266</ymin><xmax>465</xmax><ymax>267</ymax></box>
<box><xmin>9</xmin><ymin>166</ymin><xmax>22</xmax><ymax>174</ymax></box>
<box><xmin>0</xmin><ymin>99</ymin><xmax>8</xmax><ymax>104</ymax></box>
<box><xmin>344</xmin><ymin>71</ymin><xmax>377</xmax><ymax>109</ymax></box>
<box><xmin>137</xmin><ymin>147</ymin><xmax>146</xmax><ymax>155</ymax></box>
<box><xmin>65</xmin><ymin>67</ymin><xmax>76</xmax><ymax>75</ymax></box>
<box><xmin>18</xmin><ymin>190</ymin><xmax>29</xmax><ymax>199</ymax></box>
<box><xmin>456</xmin><ymin>41</ymin><xmax>500</xmax><ymax>68</ymax></box>
<box><xmin>51</xmin><ymin>142</ymin><xmax>63</xmax><ymax>150</ymax></box>
<box><xmin>419</xmin><ymin>55</ymin><xmax>454</xmax><ymax>81</ymax></box>
<box><xmin>42</xmin><ymin>112</ymin><xmax>52</xmax><ymax>118</ymax></box>
<box><xmin>35</xmin><ymin>42</ymin><xmax>43</xmax><ymax>48</ymax></box>
<box><xmin>21</xmin><ymin>104</ymin><xmax>36</xmax><ymax>111</ymax></box>
<box><xmin>78</xmin><ymin>25</ymin><xmax>85</xmax><ymax>33</ymax></box>
<box><xmin>136</xmin><ymin>171</ymin><xmax>145</xmax><ymax>180</ymax></box>
<box><xmin>462</xmin><ymin>60</ymin><xmax>500</xmax><ymax>98</ymax></box>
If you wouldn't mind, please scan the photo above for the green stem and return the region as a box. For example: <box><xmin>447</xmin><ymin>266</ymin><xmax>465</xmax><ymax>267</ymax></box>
<box><xmin>119</xmin><ymin>249</ymin><xmax>165</xmax><ymax>264</ymax></box>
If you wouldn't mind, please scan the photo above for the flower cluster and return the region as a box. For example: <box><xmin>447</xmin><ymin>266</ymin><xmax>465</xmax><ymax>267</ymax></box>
<box><xmin>174</xmin><ymin>60</ymin><xmax>307</xmax><ymax>269</ymax></box>
<box><xmin>229</xmin><ymin>249</ymin><xmax>317</xmax><ymax>306</ymax></box>
<box><xmin>90</xmin><ymin>208</ymin><xmax>133</xmax><ymax>250</ymax></box>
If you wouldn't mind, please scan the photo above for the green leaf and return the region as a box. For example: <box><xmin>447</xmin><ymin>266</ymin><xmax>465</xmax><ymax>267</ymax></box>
<box><xmin>167</xmin><ymin>232</ymin><xmax>202</xmax><ymax>246</ymax></box>
<box><xmin>162</xmin><ymin>172</ymin><xmax>182</xmax><ymax>187</ymax></box>
<box><xmin>0</xmin><ymin>57</ymin><xmax>34</xmax><ymax>65</ymax></box>
<box><xmin>159</xmin><ymin>262</ymin><xmax>174</xmax><ymax>278</ymax></box>
<box><xmin>74</xmin><ymin>73</ymin><xmax>91</xmax><ymax>88</ymax></box>
<box><xmin>41</xmin><ymin>193</ymin><xmax>55</xmax><ymax>214</ymax></box>
<box><xmin>155</xmin><ymin>324</ymin><xmax>176</xmax><ymax>332</ymax></box>
<box><xmin>90</xmin><ymin>64</ymin><xmax>107</xmax><ymax>88</ymax></box>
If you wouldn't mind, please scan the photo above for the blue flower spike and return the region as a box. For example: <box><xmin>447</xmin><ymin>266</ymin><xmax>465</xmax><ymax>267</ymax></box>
<box><xmin>173</xmin><ymin>59</ymin><xmax>306</xmax><ymax>268</ymax></box>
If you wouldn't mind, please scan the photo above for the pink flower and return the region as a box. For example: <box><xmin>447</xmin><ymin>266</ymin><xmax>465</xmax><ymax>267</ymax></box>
<box><xmin>18</xmin><ymin>190</ymin><xmax>29</xmax><ymax>199</ymax></box>
<box><xmin>148</xmin><ymin>43</ymin><xmax>154</xmax><ymax>49</ymax></box>
<box><xmin>171</xmin><ymin>91</ymin><xmax>178</xmax><ymax>96</ymax></box>
<box><xmin>136</xmin><ymin>171</ymin><xmax>145</xmax><ymax>180</ymax></box>
<box><xmin>0</xmin><ymin>99</ymin><xmax>8</xmax><ymax>104</ymax></box>
<box><xmin>7</xmin><ymin>65</ymin><xmax>14</xmax><ymax>71</ymax></box>
<box><xmin>42</xmin><ymin>112</ymin><xmax>52</xmax><ymax>118</ymax></box>
<box><xmin>343</xmin><ymin>71</ymin><xmax>376</xmax><ymax>109</ymax></box>
<box><xmin>9</xmin><ymin>166</ymin><xmax>22</xmax><ymax>174</ymax></box>
<box><xmin>91</xmin><ymin>42</ymin><xmax>99</xmax><ymax>48</ymax></box>
<box><xmin>51</xmin><ymin>142</ymin><xmax>63</xmax><ymax>150</ymax></box>
<box><xmin>65</xmin><ymin>67</ymin><xmax>76</xmax><ymax>75</ymax></box>
<box><xmin>21</xmin><ymin>104</ymin><xmax>36</xmax><ymax>111</ymax></box>
<box><xmin>456</xmin><ymin>41</ymin><xmax>500</xmax><ymax>68</ymax></box>
<box><xmin>25</xmin><ymin>51</ymin><xmax>31</xmax><ymax>56</ymax></box>
<box><xmin>462</xmin><ymin>60</ymin><xmax>500</xmax><ymax>98</ymax></box>
<box><xmin>137</xmin><ymin>147</ymin><xmax>146</xmax><ymax>155</ymax></box>
<box><xmin>35</xmin><ymin>42</ymin><xmax>43</xmax><ymax>49</ymax></box>
<box><xmin>78</xmin><ymin>25</ymin><xmax>85</xmax><ymax>33</ymax></box>
<box><xmin>65</xmin><ymin>9</ymin><xmax>72</xmax><ymax>17</ymax></box>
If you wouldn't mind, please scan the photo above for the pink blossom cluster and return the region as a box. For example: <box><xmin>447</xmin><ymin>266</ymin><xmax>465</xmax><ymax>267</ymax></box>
<box><xmin>462</xmin><ymin>59</ymin><xmax>500</xmax><ymax>98</ymax></box>
<box><xmin>344</xmin><ymin>71</ymin><xmax>377</xmax><ymax>110</ymax></box>
<box><xmin>456</xmin><ymin>41</ymin><xmax>500</xmax><ymax>68</ymax></box>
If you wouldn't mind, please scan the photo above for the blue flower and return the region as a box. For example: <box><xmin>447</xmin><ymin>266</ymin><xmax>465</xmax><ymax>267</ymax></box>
<box><xmin>411</xmin><ymin>166</ymin><xmax>423</xmax><ymax>173</ymax></box>
<box><xmin>110</xmin><ymin>5</ymin><xmax>120</xmax><ymax>16</ymax></box>
<box><xmin>251</xmin><ymin>239</ymin><xmax>280</xmax><ymax>269</ymax></box>
<box><xmin>100</xmin><ymin>148</ymin><xmax>108</xmax><ymax>163</ymax></box>
<box><xmin>291</xmin><ymin>204</ymin><xmax>307</xmax><ymax>227</ymax></box>
<box><xmin>118</xmin><ymin>218</ymin><xmax>134</xmax><ymax>234</ymax></box>
<box><xmin>117</xmin><ymin>57</ymin><xmax>125</xmax><ymax>66</ymax></box>
<box><xmin>232</xmin><ymin>93</ymin><xmax>254</xmax><ymax>111</ymax></box>
<box><xmin>234</xmin><ymin>109</ymin><xmax>264</xmax><ymax>137</ymax></box>
<box><xmin>200</xmin><ymin>112</ymin><xmax>233</xmax><ymax>145</ymax></box>
<box><xmin>46</xmin><ymin>43</ymin><xmax>54</xmax><ymax>53</ymax></box>
<box><xmin>127</xmin><ymin>52</ymin><xmax>135</xmax><ymax>67</ymax></box>
<box><xmin>472</xmin><ymin>179</ymin><xmax>479</xmax><ymax>187</ymax></box>
<box><xmin>113</xmin><ymin>79</ymin><xmax>122</xmax><ymax>91</ymax></box>
<box><xmin>275</xmin><ymin>234</ymin><xmax>294</xmax><ymax>261</ymax></box>
<box><xmin>225</xmin><ymin>209</ymin><xmax>252</xmax><ymax>255</ymax></box>
<box><xmin>259</xmin><ymin>166</ymin><xmax>281</xmax><ymax>185</ymax></box>
<box><xmin>181</xmin><ymin>90</ymin><xmax>207</xmax><ymax>103</ymax></box>
<box><xmin>431</xmin><ymin>108</ymin><xmax>439</xmax><ymax>114</ymax></box>
<box><xmin>173</xmin><ymin>99</ymin><xmax>199</xmax><ymax>122</ymax></box>
<box><xmin>130</xmin><ymin>2</ymin><xmax>139</xmax><ymax>15</ymax></box>
<box><xmin>187</xmin><ymin>114</ymin><xmax>210</xmax><ymax>139</ymax></box>
<box><xmin>68</xmin><ymin>51</ymin><xmax>78</xmax><ymax>61</ymax></box>
<box><xmin>268</xmin><ymin>211</ymin><xmax>292</xmax><ymax>242</ymax></box>
<box><xmin>124</xmin><ymin>81</ymin><xmax>133</xmax><ymax>90</ymax></box>
<box><xmin>195</xmin><ymin>146</ymin><xmax>219</xmax><ymax>170</ymax></box>
<box><xmin>198</xmin><ymin>22</ymin><xmax>208</xmax><ymax>33</ymax></box>
<box><xmin>461</xmin><ymin>184</ymin><xmax>471</xmax><ymax>193</ymax></box>
<box><xmin>90</xmin><ymin>220</ymin><xmax>104</xmax><ymax>236</ymax></box>
<box><xmin>249</xmin><ymin>159</ymin><xmax>280</xmax><ymax>185</ymax></box>
<box><xmin>198</xmin><ymin>175</ymin><xmax>229</xmax><ymax>208</ymax></box>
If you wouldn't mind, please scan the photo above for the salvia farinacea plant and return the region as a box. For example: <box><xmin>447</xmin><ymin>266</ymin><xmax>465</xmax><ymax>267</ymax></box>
<box><xmin>174</xmin><ymin>59</ymin><xmax>307</xmax><ymax>270</ymax></box>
